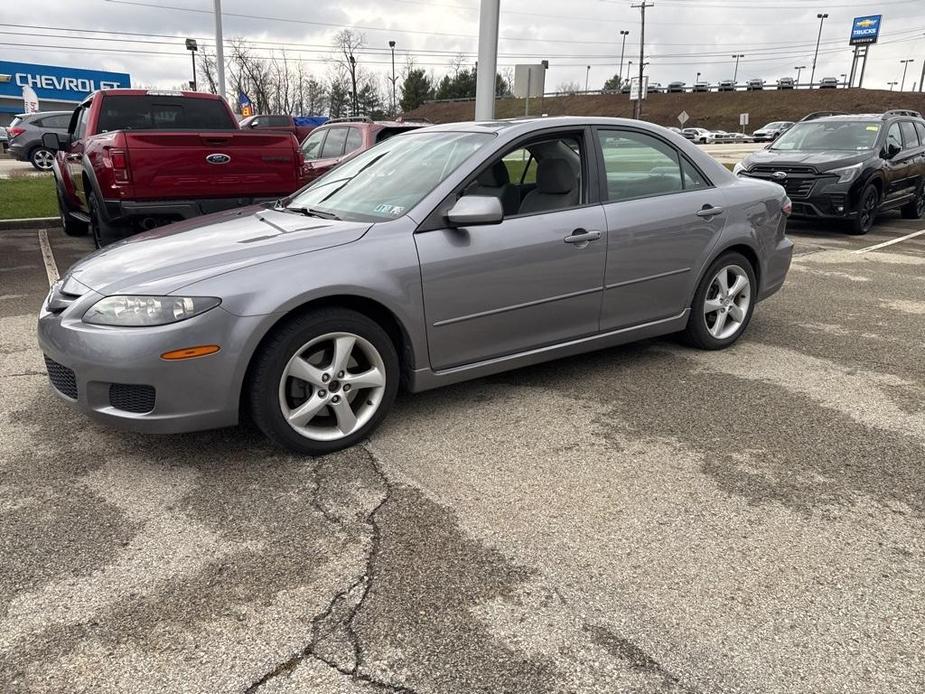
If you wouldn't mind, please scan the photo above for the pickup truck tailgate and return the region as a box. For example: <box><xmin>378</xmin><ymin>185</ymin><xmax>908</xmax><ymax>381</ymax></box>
<box><xmin>123</xmin><ymin>131</ymin><xmax>301</xmax><ymax>199</ymax></box>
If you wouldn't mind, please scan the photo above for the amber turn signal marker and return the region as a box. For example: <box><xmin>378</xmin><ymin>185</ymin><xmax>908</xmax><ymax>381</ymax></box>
<box><xmin>160</xmin><ymin>345</ymin><xmax>221</xmax><ymax>360</ymax></box>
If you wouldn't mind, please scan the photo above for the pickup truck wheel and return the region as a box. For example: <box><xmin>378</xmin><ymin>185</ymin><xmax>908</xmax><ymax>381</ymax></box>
<box><xmin>30</xmin><ymin>147</ymin><xmax>55</xmax><ymax>171</ymax></box>
<box><xmin>55</xmin><ymin>184</ymin><xmax>88</xmax><ymax>237</ymax></box>
<box><xmin>848</xmin><ymin>185</ymin><xmax>879</xmax><ymax>235</ymax></box>
<box><xmin>88</xmin><ymin>192</ymin><xmax>121</xmax><ymax>248</ymax></box>
<box><xmin>248</xmin><ymin>308</ymin><xmax>399</xmax><ymax>455</ymax></box>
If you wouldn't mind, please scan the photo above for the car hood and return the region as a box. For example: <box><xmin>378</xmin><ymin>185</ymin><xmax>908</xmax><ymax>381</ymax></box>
<box><xmin>743</xmin><ymin>149</ymin><xmax>869</xmax><ymax>171</ymax></box>
<box><xmin>65</xmin><ymin>206</ymin><xmax>373</xmax><ymax>295</ymax></box>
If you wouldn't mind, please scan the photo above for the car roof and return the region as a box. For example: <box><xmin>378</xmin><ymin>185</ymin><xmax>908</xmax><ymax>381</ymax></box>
<box><xmin>93</xmin><ymin>88</ymin><xmax>225</xmax><ymax>101</ymax></box>
<box><xmin>17</xmin><ymin>110</ymin><xmax>72</xmax><ymax>119</ymax></box>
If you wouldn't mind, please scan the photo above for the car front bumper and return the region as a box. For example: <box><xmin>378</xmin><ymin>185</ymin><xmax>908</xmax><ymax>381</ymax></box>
<box><xmin>37</xmin><ymin>284</ymin><xmax>263</xmax><ymax>434</ymax></box>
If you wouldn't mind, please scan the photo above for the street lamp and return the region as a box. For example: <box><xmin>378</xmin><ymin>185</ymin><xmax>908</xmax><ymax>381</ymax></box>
<box><xmin>794</xmin><ymin>65</ymin><xmax>806</xmax><ymax>87</ymax></box>
<box><xmin>899</xmin><ymin>59</ymin><xmax>914</xmax><ymax>92</ymax></box>
<box><xmin>809</xmin><ymin>13</ymin><xmax>828</xmax><ymax>88</ymax></box>
<box><xmin>349</xmin><ymin>55</ymin><xmax>358</xmax><ymax>116</ymax></box>
<box><xmin>731</xmin><ymin>54</ymin><xmax>744</xmax><ymax>83</ymax></box>
<box><xmin>626</xmin><ymin>60</ymin><xmax>633</xmax><ymax>85</ymax></box>
<box><xmin>185</xmin><ymin>38</ymin><xmax>198</xmax><ymax>91</ymax></box>
<box><xmin>696</xmin><ymin>70</ymin><xmax>701</xmax><ymax>85</ymax></box>
<box><xmin>839</xmin><ymin>73</ymin><xmax>846</xmax><ymax>87</ymax></box>
<box><xmin>618</xmin><ymin>30</ymin><xmax>629</xmax><ymax>88</ymax></box>
<box><xmin>585</xmin><ymin>65</ymin><xmax>591</xmax><ymax>92</ymax></box>
<box><xmin>388</xmin><ymin>40</ymin><xmax>397</xmax><ymax>114</ymax></box>
<box><xmin>888</xmin><ymin>81</ymin><xmax>898</xmax><ymax>91</ymax></box>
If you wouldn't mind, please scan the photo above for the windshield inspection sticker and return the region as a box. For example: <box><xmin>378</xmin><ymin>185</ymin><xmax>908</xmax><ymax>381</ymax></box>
<box><xmin>374</xmin><ymin>204</ymin><xmax>405</xmax><ymax>216</ymax></box>
<box><xmin>866</xmin><ymin>125</ymin><xmax>880</xmax><ymax>131</ymax></box>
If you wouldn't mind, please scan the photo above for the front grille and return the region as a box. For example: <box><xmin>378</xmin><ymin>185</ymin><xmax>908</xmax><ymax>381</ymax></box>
<box><xmin>44</xmin><ymin>355</ymin><xmax>78</xmax><ymax>399</ymax></box>
<box><xmin>109</xmin><ymin>383</ymin><xmax>156</xmax><ymax>414</ymax></box>
<box><xmin>744</xmin><ymin>166</ymin><xmax>818</xmax><ymax>199</ymax></box>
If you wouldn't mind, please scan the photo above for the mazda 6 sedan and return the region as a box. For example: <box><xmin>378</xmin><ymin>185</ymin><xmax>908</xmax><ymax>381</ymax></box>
<box><xmin>38</xmin><ymin>117</ymin><xmax>793</xmax><ymax>455</ymax></box>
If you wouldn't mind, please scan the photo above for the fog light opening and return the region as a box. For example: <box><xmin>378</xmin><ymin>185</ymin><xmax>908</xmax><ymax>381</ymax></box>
<box><xmin>161</xmin><ymin>345</ymin><xmax>221</xmax><ymax>360</ymax></box>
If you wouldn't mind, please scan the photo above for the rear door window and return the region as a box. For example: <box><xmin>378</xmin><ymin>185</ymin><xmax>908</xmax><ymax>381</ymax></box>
<box><xmin>597</xmin><ymin>129</ymin><xmax>684</xmax><ymax>201</ymax></box>
<box><xmin>97</xmin><ymin>95</ymin><xmax>237</xmax><ymax>131</ymax></box>
<box><xmin>915</xmin><ymin>121</ymin><xmax>925</xmax><ymax>146</ymax></box>
<box><xmin>39</xmin><ymin>114</ymin><xmax>71</xmax><ymax>129</ymax></box>
<box><xmin>267</xmin><ymin>115</ymin><xmax>290</xmax><ymax>127</ymax></box>
<box><xmin>320</xmin><ymin>127</ymin><xmax>348</xmax><ymax>159</ymax></box>
<box><xmin>344</xmin><ymin>127</ymin><xmax>363</xmax><ymax>154</ymax></box>
<box><xmin>899</xmin><ymin>121</ymin><xmax>918</xmax><ymax>150</ymax></box>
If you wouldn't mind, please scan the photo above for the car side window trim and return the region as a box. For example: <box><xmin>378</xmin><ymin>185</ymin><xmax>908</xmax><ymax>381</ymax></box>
<box><xmin>415</xmin><ymin>125</ymin><xmax>602</xmax><ymax>233</ymax></box>
<box><xmin>592</xmin><ymin>126</ymin><xmax>714</xmax><ymax>205</ymax></box>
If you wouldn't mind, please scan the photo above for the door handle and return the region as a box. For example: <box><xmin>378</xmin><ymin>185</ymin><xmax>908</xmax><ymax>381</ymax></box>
<box><xmin>563</xmin><ymin>229</ymin><xmax>602</xmax><ymax>245</ymax></box>
<box><xmin>696</xmin><ymin>205</ymin><xmax>725</xmax><ymax>218</ymax></box>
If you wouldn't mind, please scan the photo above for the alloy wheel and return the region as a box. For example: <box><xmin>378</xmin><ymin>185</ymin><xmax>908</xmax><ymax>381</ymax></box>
<box><xmin>32</xmin><ymin>148</ymin><xmax>54</xmax><ymax>170</ymax></box>
<box><xmin>703</xmin><ymin>265</ymin><xmax>751</xmax><ymax>340</ymax></box>
<box><xmin>859</xmin><ymin>190</ymin><xmax>877</xmax><ymax>232</ymax></box>
<box><xmin>277</xmin><ymin>332</ymin><xmax>387</xmax><ymax>442</ymax></box>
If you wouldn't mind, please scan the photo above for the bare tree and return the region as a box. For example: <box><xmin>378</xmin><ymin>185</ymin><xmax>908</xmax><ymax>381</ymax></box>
<box><xmin>333</xmin><ymin>30</ymin><xmax>365</xmax><ymax>116</ymax></box>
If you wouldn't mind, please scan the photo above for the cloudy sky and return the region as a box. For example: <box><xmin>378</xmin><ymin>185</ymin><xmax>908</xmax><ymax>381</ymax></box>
<box><xmin>2</xmin><ymin>0</ymin><xmax>924</xmax><ymax>96</ymax></box>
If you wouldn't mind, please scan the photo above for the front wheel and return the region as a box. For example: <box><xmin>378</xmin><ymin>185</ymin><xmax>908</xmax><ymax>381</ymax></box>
<box><xmin>848</xmin><ymin>184</ymin><xmax>879</xmax><ymax>235</ymax></box>
<box><xmin>248</xmin><ymin>309</ymin><xmax>399</xmax><ymax>455</ymax></box>
<box><xmin>30</xmin><ymin>147</ymin><xmax>55</xmax><ymax>171</ymax></box>
<box><xmin>683</xmin><ymin>252</ymin><xmax>756</xmax><ymax>350</ymax></box>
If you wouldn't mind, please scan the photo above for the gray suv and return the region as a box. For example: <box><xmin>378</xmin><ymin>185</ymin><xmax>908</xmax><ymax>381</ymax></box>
<box><xmin>7</xmin><ymin>111</ymin><xmax>72</xmax><ymax>170</ymax></box>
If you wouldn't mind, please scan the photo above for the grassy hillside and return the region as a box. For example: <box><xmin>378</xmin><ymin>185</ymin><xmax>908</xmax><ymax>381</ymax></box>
<box><xmin>405</xmin><ymin>88</ymin><xmax>925</xmax><ymax>131</ymax></box>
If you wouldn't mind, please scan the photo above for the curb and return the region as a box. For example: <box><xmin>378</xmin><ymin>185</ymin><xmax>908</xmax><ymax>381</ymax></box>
<box><xmin>0</xmin><ymin>217</ymin><xmax>61</xmax><ymax>231</ymax></box>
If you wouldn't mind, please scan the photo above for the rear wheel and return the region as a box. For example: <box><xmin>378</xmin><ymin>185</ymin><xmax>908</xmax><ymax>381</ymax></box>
<box><xmin>900</xmin><ymin>183</ymin><xmax>925</xmax><ymax>220</ymax></box>
<box><xmin>683</xmin><ymin>252</ymin><xmax>756</xmax><ymax>350</ymax></box>
<box><xmin>248</xmin><ymin>309</ymin><xmax>399</xmax><ymax>455</ymax></box>
<box><xmin>29</xmin><ymin>147</ymin><xmax>55</xmax><ymax>171</ymax></box>
<box><xmin>848</xmin><ymin>184</ymin><xmax>879</xmax><ymax>235</ymax></box>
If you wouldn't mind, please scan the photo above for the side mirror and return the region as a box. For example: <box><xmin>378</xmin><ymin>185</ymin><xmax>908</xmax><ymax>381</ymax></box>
<box><xmin>884</xmin><ymin>143</ymin><xmax>901</xmax><ymax>160</ymax></box>
<box><xmin>446</xmin><ymin>196</ymin><xmax>504</xmax><ymax>227</ymax></box>
<box><xmin>42</xmin><ymin>132</ymin><xmax>67</xmax><ymax>151</ymax></box>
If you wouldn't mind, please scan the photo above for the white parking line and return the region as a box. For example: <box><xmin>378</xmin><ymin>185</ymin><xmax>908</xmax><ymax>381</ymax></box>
<box><xmin>853</xmin><ymin>228</ymin><xmax>925</xmax><ymax>254</ymax></box>
<box><xmin>37</xmin><ymin>228</ymin><xmax>59</xmax><ymax>287</ymax></box>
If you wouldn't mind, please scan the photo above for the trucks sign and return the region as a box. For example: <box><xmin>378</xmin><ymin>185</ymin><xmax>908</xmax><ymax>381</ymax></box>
<box><xmin>0</xmin><ymin>61</ymin><xmax>131</xmax><ymax>103</ymax></box>
<box><xmin>849</xmin><ymin>15</ymin><xmax>882</xmax><ymax>45</ymax></box>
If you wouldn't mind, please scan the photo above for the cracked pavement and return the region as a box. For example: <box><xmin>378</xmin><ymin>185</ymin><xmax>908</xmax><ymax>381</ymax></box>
<box><xmin>1</xmin><ymin>217</ymin><xmax>924</xmax><ymax>693</ymax></box>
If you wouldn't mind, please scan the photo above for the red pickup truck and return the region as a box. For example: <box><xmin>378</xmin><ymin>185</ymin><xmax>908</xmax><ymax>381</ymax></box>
<box><xmin>46</xmin><ymin>90</ymin><xmax>309</xmax><ymax>246</ymax></box>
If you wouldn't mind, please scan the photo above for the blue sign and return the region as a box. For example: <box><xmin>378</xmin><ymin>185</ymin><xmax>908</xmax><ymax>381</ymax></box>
<box><xmin>850</xmin><ymin>15</ymin><xmax>882</xmax><ymax>46</ymax></box>
<box><xmin>0</xmin><ymin>61</ymin><xmax>131</xmax><ymax>103</ymax></box>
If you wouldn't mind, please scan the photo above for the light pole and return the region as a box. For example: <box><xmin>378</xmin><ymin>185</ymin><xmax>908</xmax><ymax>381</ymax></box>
<box><xmin>839</xmin><ymin>73</ymin><xmax>846</xmax><ymax>87</ymax></box>
<box><xmin>349</xmin><ymin>55</ymin><xmax>358</xmax><ymax>116</ymax></box>
<box><xmin>626</xmin><ymin>60</ymin><xmax>633</xmax><ymax>85</ymax></box>
<box><xmin>618</xmin><ymin>30</ymin><xmax>629</xmax><ymax>87</ymax></box>
<box><xmin>809</xmin><ymin>12</ymin><xmax>828</xmax><ymax>88</ymax></box>
<box><xmin>388</xmin><ymin>40</ymin><xmax>397</xmax><ymax>114</ymax></box>
<box><xmin>888</xmin><ymin>81</ymin><xmax>898</xmax><ymax>91</ymax></box>
<box><xmin>794</xmin><ymin>65</ymin><xmax>806</xmax><ymax>87</ymax></box>
<box><xmin>899</xmin><ymin>59</ymin><xmax>914</xmax><ymax>91</ymax></box>
<box><xmin>585</xmin><ymin>65</ymin><xmax>591</xmax><ymax>92</ymax></box>
<box><xmin>213</xmin><ymin>0</ymin><xmax>225</xmax><ymax>99</ymax></box>
<box><xmin>185</xmin><ymin>38</ymin><xmax>198</xmax><ymax>91</ymax></box>
<box><xmin>696</xmin><ymin>70</ymin><xmax>701</xmax><ymax>85</ymax></box>
<box><xmin>731</xmin><ymin>54</ymin><xmax>744</xmax><ymax>83</ymax></box>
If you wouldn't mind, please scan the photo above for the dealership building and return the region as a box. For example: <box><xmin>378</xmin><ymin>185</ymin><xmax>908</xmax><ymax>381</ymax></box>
<box><xmin>0</xmin><ymin>61</ymin><xmax>131</xmax><ymax>126</ymax></box>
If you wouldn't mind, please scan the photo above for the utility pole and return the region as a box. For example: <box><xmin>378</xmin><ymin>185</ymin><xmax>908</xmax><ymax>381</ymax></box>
<box><xmin>919</xmin><ymin>57</ymin><xmax>925</xmax><ymax>92</ymax></box>
<box><xmin>732</xmin><ymin>54</ymin><xmax>744</xmax><ymax>83</ymax></box>
<box><xmin>618</xmin><ymin>30</ymin><xmax>629</xmax><ymax>87</ymax></box>
<box><xmin>388</xmin><ymin>40</ymin><xmax>397</xmax><ymax>114</ymax></box>
<box><xmin>795</xmin><ymin>65</ymin><xmax>806</xmax><ymax>87</ymax></box>
<box><xmin>899</xmin><ymin>59</ymin><xmax>914</xmax><ymax>92</ymax></box>
<box><xmin>631</xmin><ymin>1</ymin><xmax>653</xmax><ymax>120</ymax></box>
<box><xmin>809</xmin><ymin>12</ymin><xmax>828</xmax><ymax>89</ymax></box>
<box><xmin>213</xmin><ymin>0</ymin><xmax>225</xmax><ymax>100</ymax></box>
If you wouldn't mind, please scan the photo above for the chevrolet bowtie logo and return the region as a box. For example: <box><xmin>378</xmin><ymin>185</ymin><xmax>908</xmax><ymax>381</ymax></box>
<box><xmin>856</xmin><ymin>19</ymin><xmax>875</xmax><ymax>28</ymax></box>
<box><xmin>0</xmin><ymin>74</ymin><xmax>11</xmax><ymax>83</ymax></box>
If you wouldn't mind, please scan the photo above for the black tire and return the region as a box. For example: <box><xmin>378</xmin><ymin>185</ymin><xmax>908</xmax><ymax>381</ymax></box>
<box><xmin>682</xmin><ymin>252</ymin><xmax>757</xmax><ymax>350</ymax></box>
<box><xmin>248</xmin><ymin>308</ymin><xmax>400</xmax><ymax>456</ymax></box>
<box><xmin>847</xmin><ymin>184</ymin><xmax>879</xmax><ymax>235</ymax></box>
<box><xmin>88</xmin><ymin>191</ymin><xmax>123</xmax><ymax>248</ymax></box>
<box><xmin>55</xmin><ymin>183</ymin><xmax>89</xmax><ymax>237</ymax></box>
<box><xmin>900</xmin><ymin>183</ymin><xmax>925</xmax><ymax>220</ymax></box>
<box><xmin>29</xmin><ymin>147</ymin><xmax>55</xmax><ymax>171</ymax></box>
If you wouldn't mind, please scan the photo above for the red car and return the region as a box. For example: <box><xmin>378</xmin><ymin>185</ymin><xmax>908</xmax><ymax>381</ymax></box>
<box><xmin>239</xmin><ymin>114</ymin><xmax>319</xmax><ymax>143</ymax></box>
<box><xmin>45</xmin><ymin>89</ymin><xmax>309</xmax><ymax>246</ymax></box>
<box><xmin>299</xmin><ymin>117</ymin><xmax>429</xmax><ymax>183</ymax></box>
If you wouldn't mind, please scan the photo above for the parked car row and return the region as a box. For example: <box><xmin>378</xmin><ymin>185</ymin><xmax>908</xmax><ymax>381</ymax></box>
<box><xmin>680</xmin><ymin>128</ymin><xmax>753</xmax><ymax>144</ymax></box>
<box><xmin>619</xmin><ymin>77</ymin><xmax>845</xmax><ymax>94</ymax></box>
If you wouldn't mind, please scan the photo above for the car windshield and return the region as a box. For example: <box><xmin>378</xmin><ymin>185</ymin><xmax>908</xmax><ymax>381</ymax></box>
<box><xmin>287</xmin><ymin>130</ymin><xmax>493</xmax><ymax>222</ymax></box>
<box><xmin>770</xmin><ymin>121</ymin><xmax>880</xmax><ymax>152</ymax></box>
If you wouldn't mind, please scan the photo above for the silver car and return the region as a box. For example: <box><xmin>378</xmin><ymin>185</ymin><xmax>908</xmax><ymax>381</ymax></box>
<box><xmin>38</xmin><ymin>117</ymin><xmax>794</xmax><ymax>455</ymax></box>
<box><xmin>6</xmin><ymin>111</ymin><xmax>72</xmax><ymax>170</ymax></box>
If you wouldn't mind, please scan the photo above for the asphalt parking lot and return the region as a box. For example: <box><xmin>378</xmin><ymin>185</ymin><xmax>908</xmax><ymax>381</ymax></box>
<box><xmin>1</xmin><ymin>216</ymin><xmax>923</xmax><ymax>693</ymax></box>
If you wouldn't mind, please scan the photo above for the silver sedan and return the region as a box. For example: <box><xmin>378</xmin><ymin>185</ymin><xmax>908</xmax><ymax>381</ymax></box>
<box><xmin>38</xmin><ymin>117</ymin><xmax>793</xmax><ymax>455</ymax></box>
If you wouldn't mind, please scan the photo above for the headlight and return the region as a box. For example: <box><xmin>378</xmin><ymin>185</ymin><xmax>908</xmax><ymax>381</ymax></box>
<box><xmin>83</xmin><ymin>295</ymin><xmax>221</xmax><ymax>326</ymax></box>
<box><xmin>828</xmin><ymin>162</ymin><xmax>863</xmax><ymax>184</ymax></box>
<box><xmin>733</xmin><ymin>161</ymin><xmax>749</xmax><ymax>176</ymax></box>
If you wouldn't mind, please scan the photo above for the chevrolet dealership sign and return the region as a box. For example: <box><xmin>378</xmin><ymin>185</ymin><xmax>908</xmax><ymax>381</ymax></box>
<box><xmin>0</xmin><ymin>61</ymin><xmax>131</xmax><ymax>102</ymax></box>
<box><xmin>849</xmin><ymin>15</ymin><xmax>882</xmax><ymax>46</ymax></box>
